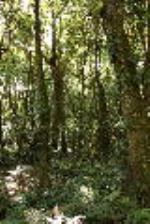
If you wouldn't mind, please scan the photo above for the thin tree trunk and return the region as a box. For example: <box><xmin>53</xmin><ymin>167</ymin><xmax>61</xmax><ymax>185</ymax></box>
<box><xmin>94</xmin><ymin>31</ymin><xmax>111</xmax><ymax>160</ymax></box>
<box><xmin>33</xmin><ymin>0</ymin><xmax>50</xmax><ymax>187</ymax></box>
<box><xmin>50</xmin><ymin>10</ymin><xmax>66</xmax><ymax>153</ymax></box>
<box><xmin>28</xmin><ymin>51</ymin><xmax>35</xmax><ymax>131</ymax></box>
<box><xmin>0</xmin><ymin>98</ymin><xmax>2</xmax><ymax>149</ymax></box>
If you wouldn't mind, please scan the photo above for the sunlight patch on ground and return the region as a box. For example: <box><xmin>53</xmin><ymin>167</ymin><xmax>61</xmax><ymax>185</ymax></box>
<box><xmin>80</xmin><ymin>185</ymin><xmax>94</xmax><ymax>202</ymax></box>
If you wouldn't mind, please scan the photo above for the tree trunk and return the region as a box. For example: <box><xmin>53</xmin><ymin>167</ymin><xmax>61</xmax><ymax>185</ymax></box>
<box><xmin>50</xmin><ymin>10</ymin><xmax>66</xmax><ymax>153</ymax></box>
<box><xmin>33</xmin><ymin>0</ymin><xmax>50</xmax><ymax>187</ymax></box>
<box><xmin>94</xmin><ymin>30</ymin><xmax>111</xmax><ymax>160</ymax></box>
<box><xmin>101</xmin><ymin>0</ymin><xmax>150</xmax><ymax>206</ymax></box>
<box><xmin>0</xmin><ymin>98</ymin><xmax>2</xmax><ymax>150</ymax></box>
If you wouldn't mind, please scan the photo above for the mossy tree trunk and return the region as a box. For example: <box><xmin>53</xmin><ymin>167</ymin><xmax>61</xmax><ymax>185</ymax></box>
<box><xmin>33</xmin><ymin>0</ymin><xmax>50</xmax><ymax>187</ymax></box>
<box><xmin>102</xmin><ymin>0</ymin><xmax>150</xmax><ymax>206</ymax></box>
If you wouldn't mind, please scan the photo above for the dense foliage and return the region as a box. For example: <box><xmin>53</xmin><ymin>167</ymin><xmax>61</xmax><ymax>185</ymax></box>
<box><xmin>0</xmin><ymin>0</ymin><xmax>149</xmax><ymax>223</ymax></box>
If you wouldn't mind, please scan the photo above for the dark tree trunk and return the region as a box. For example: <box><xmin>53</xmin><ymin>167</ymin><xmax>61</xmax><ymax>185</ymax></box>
<box><xmin>94</xmin><ymin>31</ymin><xmax>111</xmax><ymax>161</ymax></box>
<box><xmin>33</xmin><ymin>0</ymin><xmax>50</xmax><ymax>187</ymax></box>
<box><xmin>50</xmin><ymin>10</ymin><xmax>66</xmax><ymax>153</ymax></box>
<box><xmin>0</xmin><ymin>99</ymin><xmax>2</xmax><ymax>149</ymax></box>
<box><xmin>101</xmin><ymin>0</ymin><xmax>150</xmax><ymax>206</ymax></box>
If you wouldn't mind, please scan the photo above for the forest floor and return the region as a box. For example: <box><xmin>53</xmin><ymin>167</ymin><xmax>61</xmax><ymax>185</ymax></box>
<box><xmin>0</xmin><ymin>165</ymin><xmax>87</xmax><ymax>224</ymax></box>
<box><xmin>0</xmin><ymin>165</ymin><xmax>47</xmax><ymax>224</ymax></box>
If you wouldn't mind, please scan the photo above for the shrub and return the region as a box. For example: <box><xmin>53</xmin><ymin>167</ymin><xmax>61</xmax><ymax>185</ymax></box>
<box><xmin>126</xmin><ymin>208</ymin><xmax>150</xmax><ymax>224</ymax></box>
<box><xmin>0</xmin><ymin>180</ymin><xmax>9</xmax><ymax>220</ymax></box>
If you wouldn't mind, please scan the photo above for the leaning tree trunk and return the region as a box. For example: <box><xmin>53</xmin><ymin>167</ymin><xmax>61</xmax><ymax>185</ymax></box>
<box><xmin>101</xmin><ymin>0</ymin><xmax>150</xmax><ymax>206</ymax></box>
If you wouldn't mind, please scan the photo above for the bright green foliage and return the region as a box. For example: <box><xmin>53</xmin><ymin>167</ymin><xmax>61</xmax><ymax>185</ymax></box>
<box><xmin>126</xmin><ymin>209</ymin><xmax>150</xmax><ymax>224</ymax></box>
<box><xmin>0</xmin><ymin>0</ymin><xmax>149</xmax><ymax>223</ymax></box>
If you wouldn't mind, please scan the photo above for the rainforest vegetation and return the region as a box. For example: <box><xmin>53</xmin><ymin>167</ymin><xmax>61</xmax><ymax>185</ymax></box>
<box><xmin>0</xmin><ymin>0</ymin><xmax>150</xmax><ymax>223</ymax></box>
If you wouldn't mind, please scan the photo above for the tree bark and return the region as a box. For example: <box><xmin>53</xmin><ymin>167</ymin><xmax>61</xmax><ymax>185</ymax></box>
<box><xmin>50</xmin><ymin>10</ymin><xmax>66</xmax><ymax>153</ymax></box>
<box><xmin>33</xmin><ymin>0</ymin><xmax>50</xmax><ymax>187</ymax></box>
<box><xmin>0</xmin><ymin>98</ymin><xmax>2</xmax><ymax>150</ymax></box>
<box><xmin>101</xmin><ymin>0</ymin><xmax>150</xmax><ymax>206</ymax></box>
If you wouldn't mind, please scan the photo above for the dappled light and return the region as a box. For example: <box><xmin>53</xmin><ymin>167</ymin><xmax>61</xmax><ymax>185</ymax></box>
<box><xmin>0</xmin><ymin>0</ymin><xmax>150</xmax><ymax>223</ymax></box>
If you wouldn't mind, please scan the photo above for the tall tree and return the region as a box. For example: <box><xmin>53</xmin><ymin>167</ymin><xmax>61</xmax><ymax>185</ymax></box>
<box><xmin>33</xmin><ymin>0</ymin><xmax>50</xmax><ymax>187</ymax></box>
<box><xmin>93</xmin><ymin>18</ymin><xmax>111</xmax><ymax>160</ymax></box>
<box><xmin>50</xmin><ymin>10</ymin><xmax>66</xmax><ymax>153</ymax></box>
<box><xmin>101</xmin><ymin>0</ymin><xmax>150</xmax><ymax>206</ymax></box>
